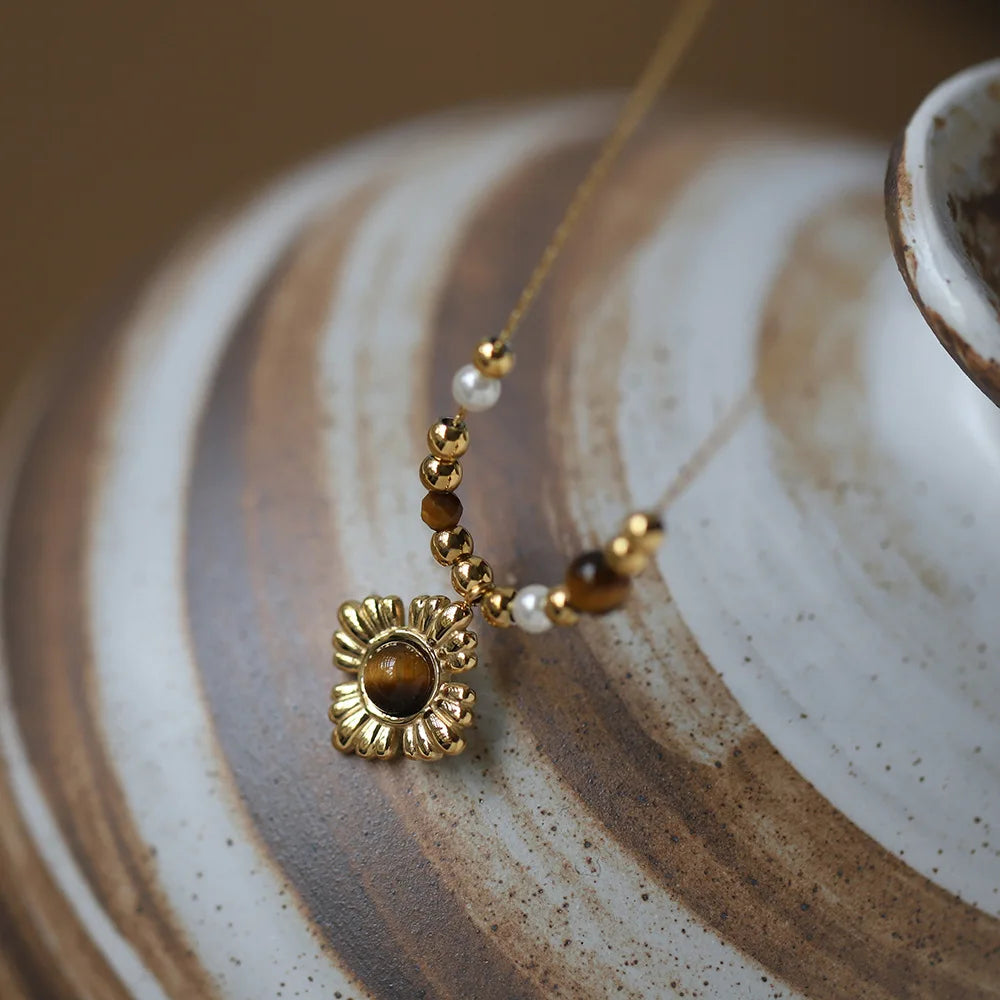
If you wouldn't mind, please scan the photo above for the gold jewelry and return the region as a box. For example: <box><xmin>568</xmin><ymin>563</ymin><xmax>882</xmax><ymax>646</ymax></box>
<box><xmin>330</xmin><ymin>596</ymin><xmax>477</xmax><ymax>760</ymax></box>
<box><xmin>331</xmin><ymin>0</ymin><xmax>715</xmax><ymax>760</ymax></box>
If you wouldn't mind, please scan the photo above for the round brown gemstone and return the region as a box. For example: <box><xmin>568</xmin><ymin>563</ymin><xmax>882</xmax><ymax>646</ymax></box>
<box><xmin>362</xmin><ymin>639</ymin><xmax>436</xmax><ymax>717</ymax></box>
<box><xmin>421</xmin><ymin>490</ymin><xmax>463</xmax><ymax>530</ymax></box>
<box><xmin>565</xmin><ymin>550</ymin><xmax>631</xmax><ymax>614</ymax></box>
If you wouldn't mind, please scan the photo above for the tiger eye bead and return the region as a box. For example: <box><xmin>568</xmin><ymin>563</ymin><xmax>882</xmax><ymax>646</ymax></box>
<box><xmin>481</xmin><ymin>586</ymin><xmax>516</xmax><ymax>628</ymax></box>
<box><xmin>451</xmin><ymin>555</ymin><xmax>494</xmax><ymax>603</ymax></box>
<box><xmin>421</xmin><ymin>491</ymin><xmax>463</xmax><ymax>530</ymax></box>
<box><xmin>545</xmin><ymin>585</ymin><xmax>580</xmax><ymax>627</ymax></box>
<box><xmin>622</xmin><ymin>510</ymin><xmax>665</xmax><ymax>555</ymax></box>
<box><xmin>431</xmin><ymin>526</ymin><xmax>474</xmax><ymax>566</ymax></box>
<box><xmin>565</xmin><ymin>551</ymin><xmax>631</xmax><ymax>615</ymax></box>
<box><xmin>428</xmin><ymin>417</ymin><xmax>469</xmax><ymax>460</ymax></box>
<box><xmin>604</xmin><ymin>533</ymin><xmax>650</xmax><ymax>576</ymax></box>
<box><xmin>362</xmin><ymin>640</ymin><xmax>436</xmax><ymax>718</ymax></box>
<box><xmin>420</xmin><ymin>455</ymin><xmax>463</xmax><ymax>492</ymax></box>
<box><xmin>473</xmin><ymin>337</ymin><xmax>516</xmax><ymax>378</ymax></box>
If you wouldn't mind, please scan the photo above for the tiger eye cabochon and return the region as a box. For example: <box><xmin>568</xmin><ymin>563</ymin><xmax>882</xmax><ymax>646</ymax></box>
<box><xmin>1</xmin><ymin>99</ymin><xmax>998</xmax><ymax>1000</ymax></box>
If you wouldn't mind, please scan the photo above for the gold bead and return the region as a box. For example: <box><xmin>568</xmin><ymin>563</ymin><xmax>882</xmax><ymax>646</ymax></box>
<box><xmin>544</xmin><ymin>585</ymin><xmax>580</xmax><ymax>626</ymax></box>
<box><xmin>604</xmin><ymin>534</ymin><xmax>650</xmax><ymax>576</ymax></box>
<box><xmin>622</xmin><ymin>510</ymin><xmax>665</xmax><ymax>555</ymax></box>
<box><xmin>428</xmin><ymin>417</ymin><xmax>469</xmax><ymax>460</ymax></box>
<box><xmin>451</xmin><ymin>555</ymin><xmax>494</xmax><ymax>603</ymax></box>
<box><xmin>473</xmin><ymin>338</ymin><xmax>516</xmax><ymax>378</ymax></box>
<box><xmin>481</xmin><ymin>586</ymin><xmax>516</xmax><ymax>628</ymax></box>
<box><xmin>420</xmin><ymin>455</ymin><xmax>462</xmax><ymax>492</ymax></box>
<box><xmin>430</xmin><ymin>526</ymin><xmax>474</xmax><ymax>566</ymax></box>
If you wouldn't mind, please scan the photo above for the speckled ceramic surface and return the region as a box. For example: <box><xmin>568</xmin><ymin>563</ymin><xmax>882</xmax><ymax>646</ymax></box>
<box><xmin>1</xmin><ymin>98</ymin><xmax>998</xmax><ymax>999</ymax></box>
<box><xmin>887</xmin><ymin>58</ymin><xmax>1000</xmax><ymax>405</ymax></box>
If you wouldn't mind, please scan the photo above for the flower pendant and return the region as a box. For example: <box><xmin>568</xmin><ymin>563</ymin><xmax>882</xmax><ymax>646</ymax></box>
<box><xmin>329</xmin><ymin>594</ymin><xmax>478</xmax><ymax>761</ymax></box>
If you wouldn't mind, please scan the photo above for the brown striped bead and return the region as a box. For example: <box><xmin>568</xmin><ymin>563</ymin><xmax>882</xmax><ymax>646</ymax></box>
<box><xmin>362</xmin><ymin>640</ymin><xmax>436</xmax><ymax>717</ymax></box>
<box><xmin>421</xmin><ymin>491</ymin><xmax>463</xmax><ymax>530</ymax></box>
<box><xmin>565</xmin><ymin>551</ymin><xmax>631</xmax><ymax>615</ymax></box>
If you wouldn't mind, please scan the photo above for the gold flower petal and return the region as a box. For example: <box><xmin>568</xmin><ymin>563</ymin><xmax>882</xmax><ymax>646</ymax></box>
<box><xmin>374</xmin><ymin>723</ymin><xmax>402</xmax><ymax>759</ymax></box>
<box><xmin>333</xmin><ymin>627</ymin><xmax>366</xmax><ymax>655</ymax></box>
<box><xmin>329</xmin><ymin>681</ymin><xmax>363</xmax><ymax>720</ymax></box>
<box><xmin>434</xmin><ymin>692</ymin><xmax>474</xmax><ymax>727</ymax></box>
<box><xmin>352</xmin><ymin>715</ymin><xmax>383</xmax><ymax>757</ymax></box>
<box><xmin>444</xmin><ymin>650</ymin><xmax>477</xmax><ymax>674</ymax></box>
<box><xmin>359</xmin><ymin>597</ymin><xmax>383</xmax><ymax>636</ymax></box>
<box><xmin>364</xmin><ymin>723</ymin><xmax>400</xmax><ymax>759</ymax></box>
<box><xmin>442</xmin><ymin>629</ymin><xmax>476</xmax><ymax>655</ymax></box>
<box><xmin>426</xmin><ymin>602</ymin><xmax>473</xmax><ymax>645</ymax></box>
<box><xmin>439</xmin><ymin>682</ymin><xmax>476</xmax><ymax>707</ymax></box>
<box><xmin>338</xmin><ymin>602</ymin><xmax>376</xmax><ymax>645</ymax></box>
<box><xmin>403</xmin><ymin>717</ymin><xmax>444</xmax><ymax>761</ymax></box>
<box><xmin>409</xmin><ymin>595</ymin><xmax>450</xmax><ymax>634</ymax></box>
<box><xmin>426</xmin><ymin>708</ymin><xmax>466</xmax><ymax>755</ymax></box>
<box><xmin>332</xmin><ymin>633</ymin><xmax>364</xmax><ymax>672</ymax></box>
<box><xmin>332</xmin><ymin>704</ymin><xmax>369</xmax><ymax>752</ymax></box>
<box><xmin>353</xmin><ymin>717</ymin><xmax>400</xmax><ymax>759</ymax></box>
<box><xmin>401</xmin><ymin>724</ymin><xmax>417</xmax><ymax>760</ymax></box>
<box><xmin>407</xmin><ymin>597</ymin><xmax>426</xmax><ymax>630</ymax></box>
<box><xmin>376</xmin><ymin>596</ymin><xmax>405</xmax><ymax>632</ymax></box>
<box><xmin>408</xmin><ymin>597</ymin><xmax>426</xmax><ymax>631</ymax></box>
<box><xmin>415</xmin><ymin>715</ymin><xmax>447</xmax><ymax>756</ymax></box>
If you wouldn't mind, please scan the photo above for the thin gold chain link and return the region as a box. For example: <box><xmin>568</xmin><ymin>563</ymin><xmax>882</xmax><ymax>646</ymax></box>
<box><xmin>493</xmin><ymin>0</ymin><xmax>715</xmax><ymax>350</ymax></box>
<box><xmin>486</xmin><ymin>0</ymin><xmax>746</xmax><ymax>521</ymax></box>
<box><xmin>656</xmin><ymin>388</ymin><xmax>755</xmax><ymax>513</ymax></box>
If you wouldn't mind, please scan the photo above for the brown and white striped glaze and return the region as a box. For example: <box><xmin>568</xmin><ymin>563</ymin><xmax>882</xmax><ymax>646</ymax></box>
<box><xmin>1</xmin><ymin>99</ymin><xmax>999</xmax><ymax>999</ymax></box>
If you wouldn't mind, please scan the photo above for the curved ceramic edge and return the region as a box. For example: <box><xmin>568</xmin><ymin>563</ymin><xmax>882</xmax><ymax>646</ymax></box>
<box><xmin>885</xmin><ymin>58</ymin><xmax>1000</xmax><ymax>406</ymax></box>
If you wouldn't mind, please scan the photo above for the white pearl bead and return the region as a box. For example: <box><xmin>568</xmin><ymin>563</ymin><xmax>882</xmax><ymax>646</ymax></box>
<box><xmin>452</xmin><ymin>364</ymin><xmax>501</xmax><ymax>412</ymax></box>
<box><xmin>511</xmin><ymin>584</ymin><xmax>552</xmax><ymax>634</ymax></box>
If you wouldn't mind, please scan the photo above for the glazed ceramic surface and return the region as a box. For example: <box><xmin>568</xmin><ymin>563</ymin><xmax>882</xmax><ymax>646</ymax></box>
<box><xmin>1</xmin><ymin>98</ymin><xmax>998</xmax><ymax>999</ymax></box>
<box><xmin>887</xmin><ymin>58</ymin><xmax>1000</xmax><ymax>404</ymax></box>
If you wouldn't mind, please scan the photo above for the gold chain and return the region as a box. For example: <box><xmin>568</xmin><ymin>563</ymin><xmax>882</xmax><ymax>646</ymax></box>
<box><xmin>425</xmin><ymin>0</ymin><xmax>720</xmax><ymax>623</ymax></box>
<box><xmin>494</xmin><ymin>0</ymin><xmax>715</xmax><ymax>350</ymax></box>
<box><xmin>495</xmin><ymin>0</ymin><xmax>735</xmax><ymax>520</ymax></box>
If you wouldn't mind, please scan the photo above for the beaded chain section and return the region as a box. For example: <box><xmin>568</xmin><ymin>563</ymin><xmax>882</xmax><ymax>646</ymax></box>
<box><xmin>330</xmin><ymin>0</ymin><xmax>715</xmax><ymax>760</ymax></box>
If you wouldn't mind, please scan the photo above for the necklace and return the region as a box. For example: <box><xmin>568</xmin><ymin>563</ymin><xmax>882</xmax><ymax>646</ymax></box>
<box><xmin>330</xmin><ymin>0</ymin><xmax>716</xmax><ymax>761</ymax></box>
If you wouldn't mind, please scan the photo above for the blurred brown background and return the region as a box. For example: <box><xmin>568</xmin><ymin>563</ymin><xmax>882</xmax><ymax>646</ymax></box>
<box><xmin>1</xmin><ymin>0</ymin><xmax>997</xmax><ymax>406</ymax></box>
